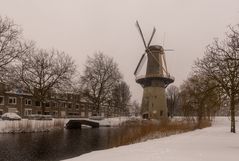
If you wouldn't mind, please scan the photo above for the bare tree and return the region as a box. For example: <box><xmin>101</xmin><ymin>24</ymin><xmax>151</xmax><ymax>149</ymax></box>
<box><xmin>180</xmin><ymin>73</ymin><xmax>221</xmax><ymax>127</ymax></box>
<box><xmin>196</xmin><ymin>25</ymin><xmax>239</xmax><ymax>133</ymax></box>
<box><xmin>0</xmin><ymin>16</ymin><xmax>31</xmax><ymax>80</ymax></box>
<box><xmin>131</xmin><ymin>100</ymin><xmax>141</xmax><ymax>117</ymax></box>
<box><xmin>80</xmin><ymin>53</ymin><xmax>122</xmax><ymax>115</ymax></box>
<box><xmin>111</xmin><ymin>81</ymin><xmax>131</xmax><ymax>116</ymax></box>
<box><xmin>166</xmin><ymin>85</ymin><xmax>180</xmax><ymax>118</ymax></box>
<box><xmin>11</xmin><ymin>48</ymin><xmax>76</xmax><ymax>113</ymax></box>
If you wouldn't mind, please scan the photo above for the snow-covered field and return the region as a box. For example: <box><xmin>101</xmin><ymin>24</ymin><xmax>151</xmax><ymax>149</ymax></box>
<box><xmin>64</xmin><ymin>117</ymin><xmax>239</xmax><ymax>161</ymax></box>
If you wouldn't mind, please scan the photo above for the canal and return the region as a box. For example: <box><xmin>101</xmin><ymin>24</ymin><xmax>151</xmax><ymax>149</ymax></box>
<box><xmin>0</xmin><ymin>127</ymin><xmax>122</xmax><ymax>161</ymax></box>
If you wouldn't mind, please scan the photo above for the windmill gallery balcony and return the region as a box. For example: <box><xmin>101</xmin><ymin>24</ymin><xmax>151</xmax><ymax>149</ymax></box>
<box><xmin>135</xmin><ymin>74</ymin><xmax>175</xmax><ymax>88</ymax></box>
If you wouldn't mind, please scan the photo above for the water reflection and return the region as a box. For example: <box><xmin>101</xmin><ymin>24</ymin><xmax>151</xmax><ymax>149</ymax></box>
<box><xmin>0</xmin><ymin>127</ymin><xmax>121</xmax><ymax>161</ymax></box>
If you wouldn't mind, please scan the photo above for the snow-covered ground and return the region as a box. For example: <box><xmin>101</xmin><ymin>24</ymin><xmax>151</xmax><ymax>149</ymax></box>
<box><xmin>98</xmin><ymin>117</ymin><xmax>130</xmax><ymax>126</ymax></box>
<box><xmin>0</xmin><ymin>117</ymin><xmax>130</xmax><ymax>133</ymax></box>
<box><xmin>64</xmin><ymin>117</ymin><xmax>239</xmax><ymax>161</ymax></box>
<box><xmin>0</xmin><ymin>119</ymin><xmax>64</xmax><ymax>133</ymax></box>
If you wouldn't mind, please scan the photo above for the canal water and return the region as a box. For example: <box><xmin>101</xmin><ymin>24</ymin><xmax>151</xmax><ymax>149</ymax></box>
<box><xmin>0</xmin><ymin>127</ymin><xmax>122</xmax><ymax>161</ymax></box>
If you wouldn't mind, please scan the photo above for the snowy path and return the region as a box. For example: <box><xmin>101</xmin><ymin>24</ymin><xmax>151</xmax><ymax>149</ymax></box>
<box><xmin>64</xmin><ymin>117</ymin><xmax>239</xmax><ymax>161</ymax></box>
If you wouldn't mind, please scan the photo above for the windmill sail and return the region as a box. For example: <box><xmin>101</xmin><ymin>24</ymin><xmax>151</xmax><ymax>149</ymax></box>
<box><xmin>134</xmin><ymin>53</ymin><xmax>147</xmax><ymax>76</ymax></box>
<box><xmin>162</xmin><ymin>53</ymin><xmax>168</xmax><ymax>75</ymax></box>
<box><xmin>136</xmin><ymin>21</ymin><xmax>147</xmax><ymax>49</ymax></box>
<box><xmin>147</xmin><ymin>27</ymin><xmax>156</xmax><ymax>47</ymax></box>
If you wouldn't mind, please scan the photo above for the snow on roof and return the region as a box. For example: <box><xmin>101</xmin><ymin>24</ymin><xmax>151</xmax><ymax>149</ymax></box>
<box><xmin>5</xmin><ymin>89</ymin><xmax>32</xmax><ymax>96</ymax></box>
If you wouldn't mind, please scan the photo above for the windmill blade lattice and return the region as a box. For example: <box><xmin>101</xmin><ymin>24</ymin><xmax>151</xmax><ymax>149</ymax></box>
<box><xmin>134</xmin><ymin>53</ymin><xmax>147</xmax><ymax>75</ymax></box>
<box><xmin>136</xmin><ymin>21</ymin><xmax>147</xmax><ymax>49</ymax></box>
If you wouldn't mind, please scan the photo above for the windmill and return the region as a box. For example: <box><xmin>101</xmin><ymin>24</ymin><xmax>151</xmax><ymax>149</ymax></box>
<box><xmin>134</xmin><ymin>21</ymin><xmax>174</xmax><ymax>119</ymax></box>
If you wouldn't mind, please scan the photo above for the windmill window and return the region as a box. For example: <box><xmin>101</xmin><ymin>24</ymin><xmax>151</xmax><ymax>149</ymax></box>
<box><xmin>160</xmin><ymin>110</ymin><xmax>163</xmax><ymax>116</ymax></box>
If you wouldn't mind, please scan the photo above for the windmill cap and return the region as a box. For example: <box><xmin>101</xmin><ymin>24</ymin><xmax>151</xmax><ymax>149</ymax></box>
<box><xmin>148</xmin><ymin>45</ymin><xmax>164</xmax><ymax>52</ymax></box>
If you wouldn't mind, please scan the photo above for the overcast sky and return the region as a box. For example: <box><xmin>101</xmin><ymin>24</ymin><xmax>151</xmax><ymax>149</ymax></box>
<box><xmin>0</xmin><ymin>0</ymin><xmax>239</xmax><ymax>102</ymax></box>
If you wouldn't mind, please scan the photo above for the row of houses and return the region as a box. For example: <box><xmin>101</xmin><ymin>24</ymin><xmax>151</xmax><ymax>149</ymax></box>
<box><xmin>0</xmin><ymin>83</ymin><xmax>100</xmax><ymax>118</ymax></box>
<box><xmin>0</xmin><ymin>83</ymin><xmax>131</xmax><ymax>118</ymax></box>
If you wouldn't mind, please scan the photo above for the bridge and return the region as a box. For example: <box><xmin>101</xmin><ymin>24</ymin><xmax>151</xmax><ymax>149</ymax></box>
<box><xmin>65</xmin><ymin>119</ymin><xmax>100</xmax><ymax>129</ymax></box>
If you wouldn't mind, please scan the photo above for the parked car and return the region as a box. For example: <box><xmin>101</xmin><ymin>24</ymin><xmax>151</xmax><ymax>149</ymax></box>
<box><xmin>1</xmin><ymin>113</ymin><xmax>22</xmax><ymax>120</ymax></box>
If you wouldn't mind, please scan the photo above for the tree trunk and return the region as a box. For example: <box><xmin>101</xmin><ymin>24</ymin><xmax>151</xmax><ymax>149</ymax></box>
<box><xmin>97</xmin><ymin>101</ymin><xmax>100</xmax><ymax>116</ymax></box>
<box><xmin>197</xmin><ymin>105</ymin><xmax>203</xmax><ymax>128</ymax></box>
<box><xmin>230</xmin><ymin>93</ymin><xmax>236</xmax><ymax>133</ymax></box>
<box><xmin>41</xmin><ymin>100</ymin><xmax>46</xmax><ymax>115</ymax></box>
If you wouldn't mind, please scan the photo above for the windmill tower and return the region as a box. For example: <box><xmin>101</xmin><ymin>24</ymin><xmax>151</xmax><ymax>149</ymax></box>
<box><xmin>134</xmin><ymin>21</ymin><xmax>174</xmax><ymax>119</ymax></box>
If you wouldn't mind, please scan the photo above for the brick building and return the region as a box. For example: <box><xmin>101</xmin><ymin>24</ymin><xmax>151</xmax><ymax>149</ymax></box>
<box><xmin>0</xmin><ymin>83</ymin><xmax>94</xmax><ymax>118</ymax></box>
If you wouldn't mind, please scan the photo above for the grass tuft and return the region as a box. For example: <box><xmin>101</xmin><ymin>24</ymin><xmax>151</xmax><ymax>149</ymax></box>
<box><xmin>109</xmin><ymin>118</ymin><xmax>211</xmax><ymax>147</ymax></box>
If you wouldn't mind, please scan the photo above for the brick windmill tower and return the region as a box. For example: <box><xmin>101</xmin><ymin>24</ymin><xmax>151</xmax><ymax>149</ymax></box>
<box><xmin>134</xmin><ymin>21</ymin><xmax>174</xmax><ymax>119</ymax></box>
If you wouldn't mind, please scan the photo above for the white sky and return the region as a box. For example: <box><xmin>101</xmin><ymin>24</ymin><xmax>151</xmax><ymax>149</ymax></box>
<box><xmin>0</xmin><ymin>0</ymin><xmax>239</xmax><ymax>102</ymax></box>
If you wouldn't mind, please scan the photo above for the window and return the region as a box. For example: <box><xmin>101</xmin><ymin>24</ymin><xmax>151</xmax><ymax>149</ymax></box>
<box><xmin>68</xmin><ymin>103</ymin><xmax>72</xmax><ymax>109</ymax></box>
<box><xmin>44</xmin><ymin>111</ymin><xmax>50</xmax><ymax>115</ymax></box>
<box><xmin>35</xmin><ymin>101</ymin><xmax>41</xmax><ymax>106</ymax></box>
<box><xmin>0</xmin><ymin>96</ymin><xmax>4</xmax><ymax>105</ymax></box>
<box><xmin>75</xmin><ymin>104</ymin><xmax>79</xmax><ymax>109</ymax></box>
<box><xmin>24</xmin><ymin>109</ymin><xmax>32</xmax><ymax>116</ymax></box>
<box><xmin>160</xmin><ymin>110</ymin><xmax>163</xmax><ymax>116</ymax></box>
<box><xmin>52</xmin><ymin>111</ymin><xmax>58</xmax><ymax>116</ymax></box>
<box><xmin>0</xmin><ymin>109</ymin><xmax>3</xmax><ymax>115</ymax></box>
<box><xmin>81</xmin><ymin>104</ymin><xmax>85</xmax><ymax>110</ymax></box>
<box><xmin>45</xmin><ymin>102</ymin><xmax>50</xmax><ymax>107</ymax></box>
<box><xmin>8</xmin><ymin>97</ymin><xmax>17</xmax><ymax>104</ymax></box>
<box><xmin>25</xmin><ymin>99</ymin><xmax>32</xmax><ymax>105</ymax></box>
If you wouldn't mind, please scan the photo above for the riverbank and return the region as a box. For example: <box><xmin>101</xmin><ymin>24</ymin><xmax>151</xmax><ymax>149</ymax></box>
<box><xmin>0</xmin><ymin>119</ymin><xmax>65</xmax><ymax>133</ymax></box>
<box><xmin>0</xmin><ymin>117</ymin><xmax>130</xmax><ymax>133</ymax></box>
<box><xmin>64</xmin><ymin>117</ymin><xmax>239</xmax><ymax>161</ymax></box>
